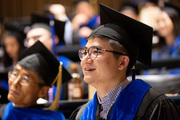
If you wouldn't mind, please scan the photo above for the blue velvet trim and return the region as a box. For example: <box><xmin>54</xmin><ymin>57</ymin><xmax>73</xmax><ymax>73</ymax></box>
<box><xmin>80</xmin><ymin>79</ymin><xmax>151</xmax><ymax>120</ymax></box>
<box><xmin>3</xmin><ymin>102</ymin><xmax>65</xmax><ymax>120</ymax></box>
<box><xmin>0</xmin><ymin>80</ymin><xmax>9</xmax><ymax>90</ymax></box>
<box><xmin>58</xmin><ymin>55</ymin><xmax>70</xmax><ymax>69</ymax></box>
<box><xmin>109</xmin><ymin>79</ymin><xmax>151</xmax><ymax>120</ymax></box>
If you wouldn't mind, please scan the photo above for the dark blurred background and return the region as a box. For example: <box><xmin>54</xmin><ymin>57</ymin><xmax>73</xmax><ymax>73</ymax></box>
<box><xmin>0</xmin><ymin>0</ymin><xmax>180</xmax><ymax>19</ymax></box>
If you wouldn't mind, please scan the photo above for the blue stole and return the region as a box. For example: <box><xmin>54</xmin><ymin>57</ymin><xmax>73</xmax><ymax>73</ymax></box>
<box><xmin>3</xmin><ymin>102</ymin><xmax>65</xmax><ymax>120</ymax></box>
<box><xmin>153</xmin><ymin>36</ymin><xmax>180</xmax><ymax>59</ymax></box>
<box><xmin>80</xmin><ymin>79</ymin><xmax>151</xmax><ymax>120</ymax></box>
<box><xmin>170</xmin><ymin>36</ymin><xmax>180</xmax><ymax>56</ymax></box>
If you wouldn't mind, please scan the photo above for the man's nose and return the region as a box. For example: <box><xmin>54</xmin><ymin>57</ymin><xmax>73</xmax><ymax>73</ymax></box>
<box><xmin>11</xmin><ymin>76</ymin><xmax>21</xmax><ymax>86</ymax></box>
<box><xmin>83</xmin><ymin>52</ymin><xmax>91</xmax><ymax>60</ymax></box>
<box><xmin>83</xmin><ymin>53</ymin><xmax>93</xmax><ymax>63</ymax></box>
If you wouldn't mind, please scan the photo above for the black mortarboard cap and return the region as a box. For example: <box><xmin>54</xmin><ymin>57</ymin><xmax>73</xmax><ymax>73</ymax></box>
<box><xmin>30</xmin><ymin>13</ymin><xmax>66</xmax><ymax>45</ymax></box>
<box><xmin>18</xmin><ymin>41</ymin><xmax>72</xmax><ymax>86</ymax></box>
<box><xmin>89</xmin><ymin>4</ymin><xmax>153</xmax><ymax>67</ymax></box>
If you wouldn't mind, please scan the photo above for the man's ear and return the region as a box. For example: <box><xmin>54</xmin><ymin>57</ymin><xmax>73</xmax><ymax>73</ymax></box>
<box><xmin>38</xmin><ymin>86</ymin><xmax>50</xmax><ymax>98</ymax></box>
<box><xmin>118</xmin><ymin>56</ymin><xmax>129</xmax><ymax>70</ymax></box>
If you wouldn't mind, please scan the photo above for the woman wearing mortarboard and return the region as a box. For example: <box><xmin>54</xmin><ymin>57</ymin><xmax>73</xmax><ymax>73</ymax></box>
<box><xmin>69</xmin><ymin>4</ymin><xmax>180</xmax><ymax>120</ymax></box>
<box><xmin>0</xmin><ymin>41</ymin><xmax>72</xmax><ymax>120</ymax></box>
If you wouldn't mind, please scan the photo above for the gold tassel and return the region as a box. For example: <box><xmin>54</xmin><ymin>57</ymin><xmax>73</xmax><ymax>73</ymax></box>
<box><xmin>44</xmin><ymin>62</ymin><xmax>62</xmax><ymax>111</ymax></box>
<box><xmin>132</xmin><ymin>66</ymin><xmax>135</xmax><ymax>69</ymax></box>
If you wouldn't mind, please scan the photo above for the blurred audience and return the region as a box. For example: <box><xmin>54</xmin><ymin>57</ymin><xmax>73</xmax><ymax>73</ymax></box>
<box><xmin>27</xmin><ymin>12</ymin><xmax>80</xmax><ymax>74</ymax></box>
<box><xmin>71</xmin><ymin>1</ymin><xmax>100</xmax><ymax>47</ymax></box>
<box><xmin>119</xmin><ymin>2</ymin><xmax>139</xmax><ymax>20</ymax></box>
<box><xmin>142</xmin><ymin>2</ymin><xmax>180</xmax><ymax>75</ymax></box>
<box><xmin>1</xmin><ymin>21</ymin><xmax>26</xmax><ymax>71</ymax></box>
<box><xmin>0</xmin><ymin>21</ymin><xmax>26</xmax><ymax>104</ymax></box>
<box><xmin>139</xmin><ymin>0</ymin><xmax>161</xmax><ymax>31</ymax></box>
<box><xmin>45</xmin><ymin>4</ymin><xmax>73</xmax><ymax>45</ymax></box>
<box><xmin>153</xmin><ymin>2</ymin><xmax>180</xmax><ymax>59</ymax></box>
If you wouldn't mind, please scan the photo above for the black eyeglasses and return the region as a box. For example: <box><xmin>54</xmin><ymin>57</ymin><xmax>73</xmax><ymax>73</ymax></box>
<box><xmin>78</xmin><ymin>46</ymin><xmax>127</xmax><ymax>60</ymax></box>
<box><xmin>8</xmin><ymin>71</ymin><xmax>44</xmax><ymax>86</ymax></box>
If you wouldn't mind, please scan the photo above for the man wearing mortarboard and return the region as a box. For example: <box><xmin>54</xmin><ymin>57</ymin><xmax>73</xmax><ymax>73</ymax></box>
<box><xmin>0</xmin><ymin>41</ymin><xmax>72</xmax><ymax>120</ymax></box>
<box><xmin>69</xmin><ymin>4</ymin><xmax>180</xmax><ymax>120</ymax></box>
<box><xmin>25</xmin><ymin>13</ymin><xmax>81</xmax><ymax>101</ymax></box>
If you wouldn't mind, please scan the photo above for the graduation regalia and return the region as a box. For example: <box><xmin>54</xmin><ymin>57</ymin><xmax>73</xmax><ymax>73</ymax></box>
<box><xmin>69</xmin><ymin>80</ymin><xmax>180</xmax><ymax>120</ymax></box>
<box><xmin>0</xmin><ymin>41</ymin><xmax>72</xmax><ymax>120</ymax></box>
<box><xmin>2</xmin><ymin>102</ymin><xmax>65</xmax><ymax>120</ymax></box>
<box><xmin>69</xmin><ymin>3</ymin><xmax>180</xmax><ymax>120</ymax></box>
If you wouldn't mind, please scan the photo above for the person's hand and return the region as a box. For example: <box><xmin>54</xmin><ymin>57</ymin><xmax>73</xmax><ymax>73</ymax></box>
<box><xmin>71</xmin><ymin>14</ymin><xmax>89</xmax><ymax>31</ymax></box>
<box><xmin>78</xmin><ymin>26</ymin><xmax>92</xmax><ymax>38</ymax></box>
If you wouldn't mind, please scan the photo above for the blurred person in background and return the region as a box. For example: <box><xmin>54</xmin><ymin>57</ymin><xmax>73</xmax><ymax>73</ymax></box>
<box><xmin>139</xmin><ymin>0</ymin><xmax>161</xmax><ymax>31</ymax></box>
<box><xmin>1</xmin><ymin>21</ymin><xmax>26</xmax><ymax>71</ymax></box>
<box><xmin>26</xmin><ymin>12</ymin><xmax>78</xmax><ymax>76</ymax></box>
<box><xmin>153</xmin><ymin>2</ymin><xmax>180</xmax><ymax>59</ymax></box>
<box><xmin>138</xmin><ymin>0</ymin><xmax>162</xmax><ymax>51</ymax></box>
<box><xmin>45</xmin><ymin>3</ymin><xmax>73</xmax><ymax>45</ymax></box>
<box><xmin>0</xmin><ymin>21</ymin><xmax>26</xmax><ymax>103</ymax></box>
<box><xmin>119</xmin><ymin>2</ymin><xmax>139</xmax><ymax>20</ymax></box>
<box><xmin>71</xmin><ymin>0</ymin><xmax>100</xmax><ymax>47</ymax></box>
<box><xmin>142</xmin><ymin>2</ymin><xmax>180</xmax><ymax>75</ymax></box>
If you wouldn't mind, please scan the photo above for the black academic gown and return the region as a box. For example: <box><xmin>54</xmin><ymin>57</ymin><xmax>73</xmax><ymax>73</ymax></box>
<box><xmin>69</xmin><ymin>88</ymin><xmax>180</xmax><ymax>120</ymax></box>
